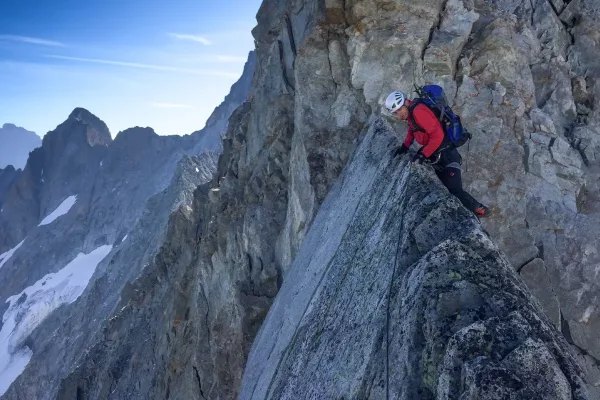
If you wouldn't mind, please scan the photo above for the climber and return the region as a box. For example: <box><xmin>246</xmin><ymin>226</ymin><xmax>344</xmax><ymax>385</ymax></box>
<box><xmin>385</xmin><ymin>90</ymin><xmax>490</xmax><ymax>218</ymax></box>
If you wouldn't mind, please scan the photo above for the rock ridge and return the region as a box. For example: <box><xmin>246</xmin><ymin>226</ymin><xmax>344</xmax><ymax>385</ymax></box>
<box><xmin>240</xmin><ymin>119</ymin><xmax>589</xmax><ymax>400</ymax></box>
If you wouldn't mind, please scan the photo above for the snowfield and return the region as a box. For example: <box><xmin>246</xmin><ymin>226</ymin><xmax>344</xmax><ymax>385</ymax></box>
<box><xmin>38</xmin><ymin>195</ymin><xmax>77</xmax><ymax>226</ymax></box>
<box><xmin>0</xmin><ymin>244</ymin><xmax>113</xmax><ymax>395</ymax></box>
<box><xmin>0</xmin><ymin>240</ymin><xmax>25</xmax><ymax>270</ymax></box>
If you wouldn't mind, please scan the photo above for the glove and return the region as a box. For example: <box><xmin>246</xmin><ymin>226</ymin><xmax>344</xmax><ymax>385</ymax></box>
<box><xmin>412</xmin><ymin>150</ymin><xmax>426</xmax><ymax>165</ymax></box>
<box><xmin>392</xmin><ymin>144</ymin><xmax>409</xmax><ymax>158</ymax></box>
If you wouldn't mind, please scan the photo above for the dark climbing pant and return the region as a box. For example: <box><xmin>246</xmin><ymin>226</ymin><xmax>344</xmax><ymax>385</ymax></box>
<box><xmin>433</xmin><ymin>147</ymin><xmax>482</xmax><ymax>212</ymax></box>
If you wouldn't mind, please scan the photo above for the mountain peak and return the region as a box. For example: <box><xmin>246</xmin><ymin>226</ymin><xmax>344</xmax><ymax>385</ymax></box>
<box><xmin>1</xmin><ymin>123</ymin><xmax>36</xmax><ymax>134</ymax></box>
<box><xmin>0</xmin><ymin>123</ymin><xmax>41</xmax><ymax>169</ymax></box>
<box><xmin>68</xmin><ymin>107</ymin><xmax>95</xmax><ymax>120</ymax></box>
<box><xmin>68</xmin><ymin>108</ymin><xmax>112</xmax><ymax>147</ymax></box>
<box><xmin>114</xmin><ymin>126</ymin><xmax>158</xmax><ymax>143</ymax></box>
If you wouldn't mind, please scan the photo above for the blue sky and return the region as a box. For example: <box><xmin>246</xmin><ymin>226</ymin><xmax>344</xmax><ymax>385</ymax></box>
<box><xmin>0</xmin><ymin>0</ymin><xmax>262</xmax><ymax>137</ymax></box>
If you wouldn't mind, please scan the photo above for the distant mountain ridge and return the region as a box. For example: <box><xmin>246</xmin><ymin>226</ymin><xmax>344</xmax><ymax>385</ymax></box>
<box><xmin>0</xmin><ymin>51</ymin><xmax>255</xmax><ymax>399</ymax></box>
<box><xmin>0</xmin><ymin>123</ymin><xmax>41</xmax><ymax>169</ymax></box>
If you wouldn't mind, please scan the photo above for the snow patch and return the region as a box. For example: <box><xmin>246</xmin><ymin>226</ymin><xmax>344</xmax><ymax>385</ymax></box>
<box><xmin>0</xmin><ymin>240</ymin><xmax>25</xmax><ymax>270</ymax></box>
<box><xmin>195</xmin><ymin>167</ymin><xmax>200</xmax><ymax>173</ymax></box>
<box><xmin>38</xmin><ymin>195</ymin><xmax>77</xmax><ymax>226</ymax></box>
<box><xmin>594</xmin><ymin>264</ymin><xmax>600</xmax><ymax>279</ymax></box>
<box><xmin>100</xmin><ymin>160</ymin><xmax>103</xmax><ymax>167</ymax></box>
<box><xmin>576</xmin><ymin>284</ymin><xmax>589</xmax><ymax>304</ymax></box>
<box><xmin>121</xmin><ymin>235</ymin><xmax>128</xmax><ymax>243</ymax></box>
<box><xmin>0</xmin><ymin>245</ymin><xmax>113</xmax><ymax>395</ymax></box>
<box><xmin>580</xmin><ymin>305</ymin><xmax>595</xmax><ymax>324</ymax></box>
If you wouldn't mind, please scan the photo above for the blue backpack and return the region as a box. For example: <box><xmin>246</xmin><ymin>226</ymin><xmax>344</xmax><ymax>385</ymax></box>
<box><xmin>408</xmin><ymin>85</ymin><xmax>471</xmax><ymax>148</ymax></box>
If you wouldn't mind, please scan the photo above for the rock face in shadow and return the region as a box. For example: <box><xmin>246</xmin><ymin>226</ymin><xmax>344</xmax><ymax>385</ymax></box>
<box><xmin>240</xmin><ymin>119</ymin><xmax>589</xmax><ymax>400</ymax></box>
<box><xmin>0</xmin><ymin>166</ymin><xmax>20</xmax><ymax>210</ymax></box>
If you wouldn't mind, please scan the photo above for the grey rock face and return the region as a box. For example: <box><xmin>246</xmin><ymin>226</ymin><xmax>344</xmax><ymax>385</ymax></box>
<box><xmin>36</xmin><ymin>153</ymin><xmax>216</xmax><ymax>400</ymax></box>
<box><xmin>450</xmin><ymin>0</ymin><xmax>600</xmax><ymax>377</ymax></box>
<box><xmin>0</xmin><ymin>166</ymin><xmax>20</xmax><ymax>209</ymax></box>
<box><xmin>0</xmin><ymin>123</ymin><xmax>41</xmax><ymax>169</ymax></box>
<box><xmin>240</xmin><ymin>119</ymin><xmax>589</xmax><ymax>400</ymax></box>
<box><xmin>519</xmin><ymin>258</ymin><xmax>562</xmax><ymax>329</ymax></box>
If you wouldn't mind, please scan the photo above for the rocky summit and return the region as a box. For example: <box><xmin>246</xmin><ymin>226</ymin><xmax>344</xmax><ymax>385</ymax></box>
<box><xmin>0</xmin><ymin>0</ymin><xmax>599</xmax><ymax>398</ymax></box>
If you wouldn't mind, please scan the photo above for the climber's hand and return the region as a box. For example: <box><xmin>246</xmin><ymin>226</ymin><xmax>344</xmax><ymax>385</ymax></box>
<box><xmin>392</xmin><ymin>144</ymin><xmax>409</xmax><ymax>158</ymax></box>
<box><xmin>412</xmin><ymin>151</ymin><xmax>426</xmax><ymax>165</ymax></box>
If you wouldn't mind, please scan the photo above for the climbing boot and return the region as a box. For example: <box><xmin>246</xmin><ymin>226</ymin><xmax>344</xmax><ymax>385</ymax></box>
<box><xmin>474</xmin><ymin>205</ymin><xmax>490</xmax><ymax>218</ymax></box>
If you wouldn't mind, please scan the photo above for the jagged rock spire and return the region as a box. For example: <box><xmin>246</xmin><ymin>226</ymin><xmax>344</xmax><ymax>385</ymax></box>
<box><xmin>68</xmin><ymin>108</ymin><xmax>112</xmax><ymax>147</ymax></box>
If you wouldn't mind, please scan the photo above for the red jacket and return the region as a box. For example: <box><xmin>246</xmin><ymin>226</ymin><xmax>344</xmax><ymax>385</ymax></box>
<box><xmin>403</xmin><ymin>100</ymin><xmax>445</xmax><ymax>158</ymax></box>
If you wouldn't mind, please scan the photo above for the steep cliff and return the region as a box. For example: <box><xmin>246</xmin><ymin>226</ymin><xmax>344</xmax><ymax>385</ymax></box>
<box><xmin>222</xmin><ymin>0</ymin><xmax>599</xmax><ymax>396</ymax></box>
<box><xmin>0</xmin><ymin>166</ymin><xmax>20</xmax><ymax>210</ymax></box>
<box><xmin>241</xmin><ymin>119</ymin><xmax>589</xmax><ymax>399</ymax></box>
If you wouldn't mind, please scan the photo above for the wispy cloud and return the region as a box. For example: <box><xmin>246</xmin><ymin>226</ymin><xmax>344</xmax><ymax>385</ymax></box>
<box><xmin>45</xmin><ymin>55</ymin><xmax>239</xmax><ymax>78</ymax></box>
<box><xmin>168</xmin><ymin>33</ymin><xmax>212</xmax><ymax>46</ymax></box>
<box><xmin>215</xmin><ymin>55</ymin><xmax>248</xmax><ymax>63</ymax></box>
<box><xmin>151</xmin><ymin>102</ymin><xmax>193</xmax><ymax>109</ymax></box>
<box><xmin>0</xmin><ymin>34</ymin><xmax>66</xmax><ymax>47</ymax></box>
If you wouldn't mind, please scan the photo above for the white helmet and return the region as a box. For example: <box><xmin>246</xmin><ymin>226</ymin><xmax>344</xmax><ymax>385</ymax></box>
<box><xmin>385</xmin><ymin>91</ymin><xmax>406</xmax><ymax>113</ymax></box>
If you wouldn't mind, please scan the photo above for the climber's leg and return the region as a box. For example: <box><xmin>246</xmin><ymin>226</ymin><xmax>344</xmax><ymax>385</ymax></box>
<box><xmin>437</xmin><ymin>163</ymin><xmax>489</xmax><ymax>217</ymax></box>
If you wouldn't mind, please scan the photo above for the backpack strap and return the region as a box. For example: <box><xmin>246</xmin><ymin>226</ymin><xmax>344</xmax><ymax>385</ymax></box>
<box><xmin>408</xmin><ymin>101</ymin><xmax>426</xmax><ymax>133</ymax></box>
